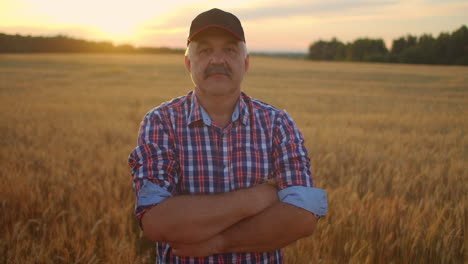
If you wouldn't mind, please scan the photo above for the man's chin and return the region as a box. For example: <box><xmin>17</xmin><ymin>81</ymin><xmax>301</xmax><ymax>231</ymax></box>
<box><xmin>196</xmin><ymin>84</ymin><xmax>239</xmax><ymax>97</ymax></box>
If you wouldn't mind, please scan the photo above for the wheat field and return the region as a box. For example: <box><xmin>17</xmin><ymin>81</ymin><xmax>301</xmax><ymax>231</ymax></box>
<box><xmin>1</xmin><ymin>54</ymin><xmax>466</xmax><ymax>263</ymax></box>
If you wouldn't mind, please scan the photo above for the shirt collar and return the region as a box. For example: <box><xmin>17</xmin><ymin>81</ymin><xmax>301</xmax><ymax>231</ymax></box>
<box><xmin>187</xmin><ymin>92</ymin><xmax>203</xmax><ymax>126</ymax></box>
<box><xmin>238</xmin><ymin>92</ymin><xmax>250</xmax><ymax>126</ymax></box>
<box><xmin>187</xmin><ymin>92</ymin><xmax>250</xmax><ymax>127</ymax></box>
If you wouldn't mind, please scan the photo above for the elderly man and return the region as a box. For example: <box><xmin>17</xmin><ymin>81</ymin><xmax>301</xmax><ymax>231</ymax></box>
<box><xmin>128</xmin><ymin>8</ymin><xmax>328</xmax><ymax>264</ymax></box>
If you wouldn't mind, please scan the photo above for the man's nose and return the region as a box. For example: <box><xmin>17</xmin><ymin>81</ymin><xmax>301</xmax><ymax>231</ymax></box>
<box><xmin>208</xmin><ymin>50</ymin><xmax>226</xmax><ymax>65</ymax></box>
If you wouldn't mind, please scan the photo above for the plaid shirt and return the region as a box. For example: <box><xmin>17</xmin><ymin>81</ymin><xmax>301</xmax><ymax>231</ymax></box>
<box><xmin>128</xmin><ymin>91</ymin><xmax>327</xmax><ymax>264</ymax></box>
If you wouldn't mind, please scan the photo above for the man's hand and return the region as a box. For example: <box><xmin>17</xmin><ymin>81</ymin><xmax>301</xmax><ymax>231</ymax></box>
<box><xmin>249</xmin><ymin>183</ymin><xmax>279</xmax><ymax>214</ymax></box>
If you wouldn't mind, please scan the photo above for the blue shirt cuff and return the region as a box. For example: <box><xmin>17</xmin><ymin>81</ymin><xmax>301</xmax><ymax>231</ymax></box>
<box><xmin>137</xmin><ymin>181</ymin><xmax>173</xmax><ymax>208</ymax></box>
<box><xmin>278</xmin><ymin>186</ymin><xmax>328</xmax><ymax>216</ymax></box>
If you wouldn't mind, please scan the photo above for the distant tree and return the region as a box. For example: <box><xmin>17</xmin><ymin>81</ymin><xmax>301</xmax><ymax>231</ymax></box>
<box><xmin>115</xmin><ymin>44</ymin><xmax>135</xmax><ymax>53</ymax></box>
<box><xmin>449</xmin><ymin>25</ymin><xmax>468</xmax><ymax>65</ymax></box>
<box><xmin>0</xmin><ymin>33</ymin><xmax>184</xmax><ymax>54</ymax></box>
<box><xmin>346</xmin><ymin>38</ymin><xmax>388</xmax><ymax>62</ymax></box>
<box><xmin>433</xmin><ymin>32</ymin><xmax>451</xmax><ymax>64</ymax></box>
<box><xmin>391</xmin><ymin>37</ymin><xmax>406</xmax><ymax>56</ymax></box>
<box><xmin>399</xmin><ymin>46</ymin><xmax>426</xmax><ymax>64</ymax></box>
<box><xmin>389</xmin><ymin>26</ymin><xmax>467</xmax><ymax>65</ymax></box>
<box><xmin>389</xmin><ymin>35</ymin><xmax>417</xmax><ymax>62</ymax></box>
<box><xmin>308</xmin><ymin>38</ymin><xmax>346</xmax><ymax>61</ymax></box>
<box><xmin>305</xmin><ymin>25</ymin><xmax>468</xmax><ymax>65</ymax></box>
<box><xmin>418</xmin><ymin>34</ymin><xmax>436</xmax><ymax>64</ymax></box>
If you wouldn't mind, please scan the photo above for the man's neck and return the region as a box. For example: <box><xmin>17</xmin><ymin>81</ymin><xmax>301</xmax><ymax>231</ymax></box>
<box><xmin>195</xmin><ymin>91</ymin><xmax>240</xmax><ymax>128</ymax></box>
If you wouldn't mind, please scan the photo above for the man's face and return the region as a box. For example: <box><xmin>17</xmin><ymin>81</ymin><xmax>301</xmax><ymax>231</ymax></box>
<box><xmin>185</xmin><ymin>28</ymin><xmax>249</xmax><ymax>98</ymax></box>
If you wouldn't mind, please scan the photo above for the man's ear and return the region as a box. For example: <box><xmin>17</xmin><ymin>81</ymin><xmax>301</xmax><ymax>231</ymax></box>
<box><xmin>184</xmin><ymin>55</ymin><xmax>191</xmax><ymax>72</ymax></box>
<box><xmin>244</xmin><ymin>54</ymin><xmax>250</xmax><ymax>72</ymax></box>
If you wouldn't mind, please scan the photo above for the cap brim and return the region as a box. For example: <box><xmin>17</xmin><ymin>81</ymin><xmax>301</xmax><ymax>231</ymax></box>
<box><xmin>187</xmin><ymin>25</ymin><xmax>244</xmax><ymax>44</ymax></box>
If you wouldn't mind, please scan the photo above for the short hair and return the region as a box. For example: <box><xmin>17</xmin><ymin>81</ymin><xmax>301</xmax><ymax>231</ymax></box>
<box><xmin>185</xmin><ymin>41</ymin><xmax>248</xmax><ymax>60</ymax></box>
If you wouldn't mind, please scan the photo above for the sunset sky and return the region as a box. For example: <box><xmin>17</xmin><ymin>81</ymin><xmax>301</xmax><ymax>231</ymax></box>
<box><xmin>1</xmin><ymin>0</ymin><xmax>467</xmax><ymax>52</ymax></box>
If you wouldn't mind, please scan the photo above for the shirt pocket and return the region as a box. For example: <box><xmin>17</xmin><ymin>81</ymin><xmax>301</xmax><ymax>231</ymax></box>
<box><xmin>230</xmin><ymin>142</ymin><xmax>272</xmax><ymax>189</ymax></box>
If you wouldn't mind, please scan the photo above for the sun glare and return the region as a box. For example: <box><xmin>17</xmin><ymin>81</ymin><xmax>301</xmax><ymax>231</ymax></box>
<box><xmin>1</xmin><ymin>0</ymin><xmax>216</xmax><ymax>44</ymax></box>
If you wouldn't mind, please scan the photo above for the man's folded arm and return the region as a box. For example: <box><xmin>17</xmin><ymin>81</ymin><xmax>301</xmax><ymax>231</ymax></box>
<box><xmin>139</xmin><ymin>183</ymin><xmax>279</xmax><ymax>244</ymax></box>
<box><xmin>171</xmin><ymin>186</ymin><xmax>328</xmax><ymax>257</ymax></box>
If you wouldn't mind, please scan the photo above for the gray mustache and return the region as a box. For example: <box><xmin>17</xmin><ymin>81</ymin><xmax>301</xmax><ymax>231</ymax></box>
<box><xmin>204</xmin><ymin>65</ymin><xmax>232</xmax><ymax>79</ymax></box>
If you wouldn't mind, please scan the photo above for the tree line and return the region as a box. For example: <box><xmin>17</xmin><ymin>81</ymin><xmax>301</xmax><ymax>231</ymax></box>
<box><xmin>0</xmin><ymin>33</ymin><xmax>184</xmax><ymax>54</ymax></box>
<box><xmin>308</xmin><ymin>25</ymin><xmax>467</xmax><ymax>65</ymax></box>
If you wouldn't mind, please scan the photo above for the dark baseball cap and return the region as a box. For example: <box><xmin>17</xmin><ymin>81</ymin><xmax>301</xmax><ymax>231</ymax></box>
<box><xmin>187</xmin><ymin>8</ymin><xmax>245</xmax><ymax>45</ymax></box>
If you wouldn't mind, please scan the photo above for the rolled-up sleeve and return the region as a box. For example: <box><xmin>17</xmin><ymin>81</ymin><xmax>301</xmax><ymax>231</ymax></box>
<box><xmin>278</xmin><ymin>186</ymin><xmax>328</xmax><ymax>217</ymax></box>
<box><xmin>128</xmin><ymin>112</ymin><xmax>179</xmax><ymax>226</ymax></box>
<box><xmin>272</xmin><ymin>112</ymin><xmax>328</xmax><ymax>217</ymax></box>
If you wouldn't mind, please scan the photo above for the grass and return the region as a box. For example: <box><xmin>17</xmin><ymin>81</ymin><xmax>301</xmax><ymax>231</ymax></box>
<box><xmin>0</xmin><ymin>53</ymin><xmax>466</xmax><ymax>263</ymax></box>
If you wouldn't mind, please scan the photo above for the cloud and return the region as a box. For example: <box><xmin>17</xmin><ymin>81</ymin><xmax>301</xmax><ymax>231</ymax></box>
<box><xmin>233</xmin><ymin>0</ymin><xmax>398</xmax><ymax>21</ymax></box>
<box><xmin>142</xmin><ymin>0</ymin><xmax>398</xmax><ymax>31</ymax></box>
<box><xmin>142</xmin><ymin>0</ymin><xmax>467</xmax><ymax>32</ymax></box>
